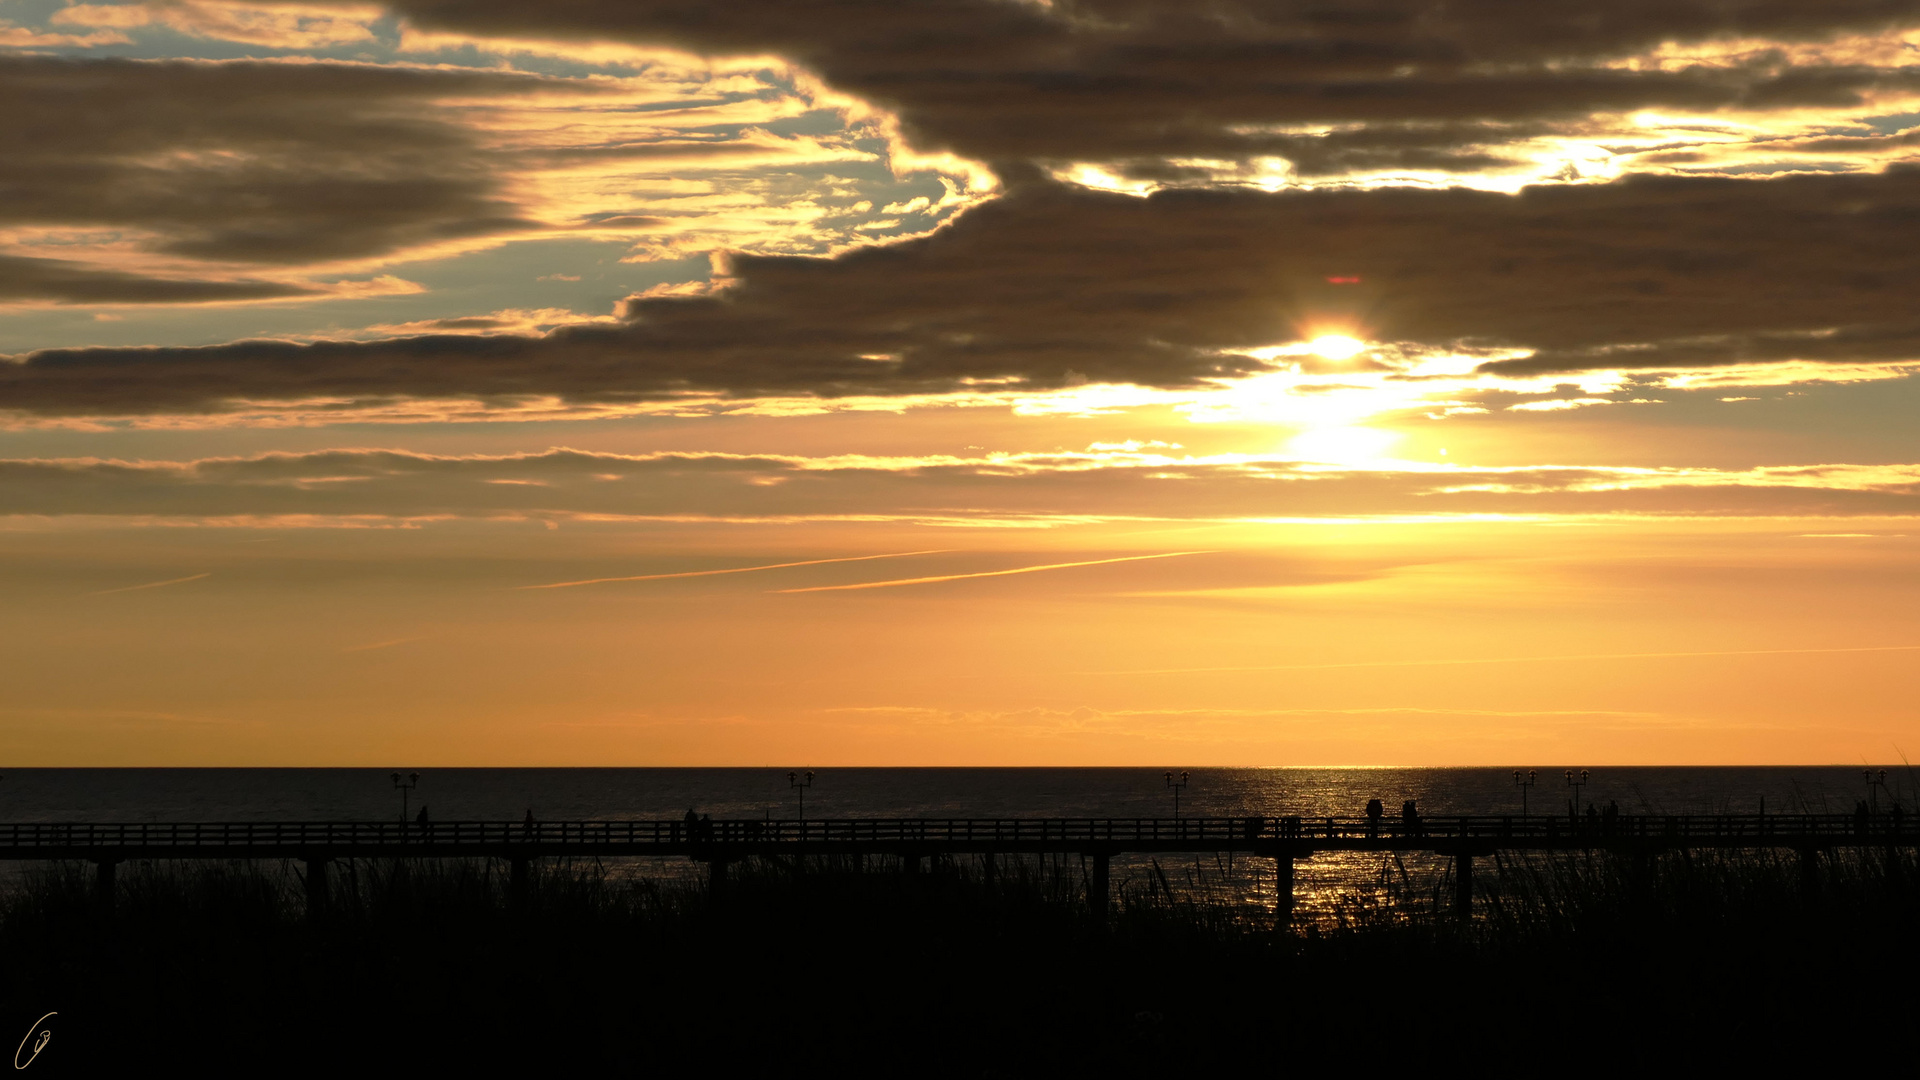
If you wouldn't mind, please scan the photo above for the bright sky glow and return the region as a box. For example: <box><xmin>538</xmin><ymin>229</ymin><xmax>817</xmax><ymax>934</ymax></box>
<box><xmin>1284</xmin><ymin>425</ymin><xmax>1402</xmax><ymax>464</ymax></box>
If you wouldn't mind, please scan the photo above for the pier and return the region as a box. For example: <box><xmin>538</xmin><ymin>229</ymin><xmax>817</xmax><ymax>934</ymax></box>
<box><xmin>5</xmin><ymin>812</ymin><xmax>1910</xmax><ymax>919</ymax></box>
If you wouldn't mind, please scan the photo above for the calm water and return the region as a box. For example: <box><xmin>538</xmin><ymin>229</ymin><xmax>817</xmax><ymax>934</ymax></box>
<box><xmin>3</xmin><ymin>767</ymin><xmax>1909</xmax><ymax>919</ymax></box>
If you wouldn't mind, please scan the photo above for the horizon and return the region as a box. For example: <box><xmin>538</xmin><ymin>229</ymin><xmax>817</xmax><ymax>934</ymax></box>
<box><xmin>0</xmin><ymin>763</ymin><xmax>1914</xmax><ymax>771</ymax></box>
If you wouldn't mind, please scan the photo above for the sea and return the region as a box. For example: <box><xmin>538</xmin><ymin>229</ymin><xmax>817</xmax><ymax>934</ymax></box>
<box><xmin>2</xmin><ymin>766</ymin><xmax>1909</xmax><ymax>918</ymax></box>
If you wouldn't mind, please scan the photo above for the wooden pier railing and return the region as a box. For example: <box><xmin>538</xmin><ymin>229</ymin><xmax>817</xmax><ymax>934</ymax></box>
<box><xmin>0</xmin><ymin>812</ymin><xmax>1907</xmax><ymax>858</ymax></box>
<box><xmin>16</xmin><ymin>814</ymin><xmax>1908</xmax><ymax>919</ymax></box>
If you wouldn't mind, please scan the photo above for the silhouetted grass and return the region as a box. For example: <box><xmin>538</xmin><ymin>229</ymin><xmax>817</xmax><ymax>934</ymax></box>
<box><xmin>1</xmin><ymin>847</ymin><xmax>1914</xmax><ymax>1072</ymax></box>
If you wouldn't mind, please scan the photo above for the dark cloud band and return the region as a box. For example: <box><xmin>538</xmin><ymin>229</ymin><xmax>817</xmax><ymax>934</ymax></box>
<box><xmin>9</xmin><ymin>169</ymin><xmax>1920</xmax><ymax>415</ymax></box>
<box><xmin>385</xmin><ymin>0</ymin><xmax>1920</xmax><ymax>169</ymax></box>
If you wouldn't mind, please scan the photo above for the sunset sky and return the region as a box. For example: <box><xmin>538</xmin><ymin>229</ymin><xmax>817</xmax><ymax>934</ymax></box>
<box><xmin>3</xmin><ymin>0</ymin><xmax>1920</xmax><ymax>765</ymax></box>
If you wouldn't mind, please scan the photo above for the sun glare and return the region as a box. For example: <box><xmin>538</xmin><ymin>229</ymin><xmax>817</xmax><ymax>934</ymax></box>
<box><xmin>1309</xmin><ymin>334</ymin><xmax>1366</xmax><ymax>361</ymax></box>
<box><xmin>1286</xmin><ymin>425</ymin><xmax>1401</xmax><ymax>464</ymax></box>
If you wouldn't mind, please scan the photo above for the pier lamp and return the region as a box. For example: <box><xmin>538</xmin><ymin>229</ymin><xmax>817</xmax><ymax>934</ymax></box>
<box><xmin>391</xmin><ymin>771</ymin><xmax>419</xmax><ymax>823</ymax></box>
<box><xmin>1565</xmin><ymin>769</ymin><xmax>1589</xmax><ymax>820</ymax></box>
<box><xmin>1865</xmin><ymin>770</ymin><xmax>1889</xmax><ymax>813</ymax></box>
<box><xmin>1514</xmin><ymin>770</ymin><xmax>1536</xmax><ymax>817</ymax></box>
<box><xmin>788</xmin><ymin>770</ymin><xmax>815</xmax><ymax>822</ymax></box>
<box><xmin>1166</xmin><ymin>771</ymin><xmax>1190</xmax><ymax>818</ymax></box>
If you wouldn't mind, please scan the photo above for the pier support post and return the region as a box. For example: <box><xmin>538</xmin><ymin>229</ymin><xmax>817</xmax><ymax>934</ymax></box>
<box><xmin>1454</xmin><ymin>851</ymin><xmax>1473</xmax><ymax>918</ymax></box>
<box><xmin>94</xmin><ymin>859</ymin><xmax>118</xmax><ymax>911</ymax></box>
<box><xmin>304</xmin><ymin>856</ymin><xmax>329</xmax><ymax>919</ymax></box>
<box><xmin>1090</xmin><ymin>853</ymin><xmax>1110</xmax><ymax>920</ymax></box>
<box><xmin>1274</xmin><ymin>854</ymin><xmax>1295</xmax><ymax>926</ymax></box>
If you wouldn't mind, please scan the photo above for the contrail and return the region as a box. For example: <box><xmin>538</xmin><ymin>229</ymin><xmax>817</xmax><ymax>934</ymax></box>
<box><xmin>1071</xmin><ymin>643</ymin><xmax>1920</xmax><ymax>676</ymax></box>
<box><xmin>87</xmin><ymin>572</ymin><xmax>210</xmax><ymax>597</ymax></box>
<box><xmin>775</xmin><ymin>551</ymin><xmax>1214</xmax><ymax>594</ymax></box>
<box><xmin>519</xmin><ymin>550</ymin><xmax>948</xmax><ymax>590</ymax></box>
<box><xmin>341</xmin><ymin>636</ymin><xmax>425</xmax><ymax>653</ymax></box>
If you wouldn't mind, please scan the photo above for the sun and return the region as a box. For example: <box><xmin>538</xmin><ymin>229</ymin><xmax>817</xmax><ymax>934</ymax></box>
<box><xmin>1308</xmin><ymin>334</ymin><xmax>1366</xmax><ymax>361</ymax></box>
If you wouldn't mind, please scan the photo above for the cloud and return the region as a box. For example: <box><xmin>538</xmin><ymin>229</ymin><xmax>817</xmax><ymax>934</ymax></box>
<box><xmin>6</xmin><ymin>446</ymin><xmax>1920</xmax><ymax>523</ymax></box>
<box><xmin>0</xmin><ymin>23</ymin><xmax>132</xmax><ymax>47</ymax></box>
<box><xmin>380</xmin><ymin>0</ymin><xmax>1920</xmax><ymax>177</ymax></box>
<box><xmin>0</xmin><ymin>254</ymin><xmax>315</xmax><ymax>305</ymax></box>
<box><xmin>11</xmin><ymin>169</ymin><xmax>1920</xmax><ymax>415</ymax></box>
<box><xmin>0</xmin><ymin>51</ymin><xmax>983</xmax><ymax>311</ymax></box>
<box><xmin>355</xmin><ymin>307</ymin><xmax>614</xmax><ymax>337</ymax></box>
<box><xmin>54</xmin><ymin>1</ymin><xmax>385</xmax><ymax>49</ymax></box>
<box><xmin>1483</xmin><ymin>320</ymin><xmax>1920</xmax><ymax>376</ymax></box>
<box><xmin>0</xmin><ymin>55</ymin><xmax>547</xmax><ymax>268</ymax></box>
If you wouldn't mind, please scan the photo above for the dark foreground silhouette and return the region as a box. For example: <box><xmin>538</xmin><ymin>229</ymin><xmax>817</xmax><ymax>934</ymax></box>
<box><xmin>1</xmin><ymin>847</ymin><xmax>1915</xmax><ymax>1073</ymax></box>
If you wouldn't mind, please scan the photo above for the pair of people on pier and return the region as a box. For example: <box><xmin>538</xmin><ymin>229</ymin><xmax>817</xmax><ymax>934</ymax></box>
<box><xmin>1361</xmin><ymin>799</ymin><xmax>1424</xmax><ymax>837</ymax></box>
<box><xmin>683</xmin><ymin>808</ymin><xmax>715</xmax><ymax>843</ymax></box>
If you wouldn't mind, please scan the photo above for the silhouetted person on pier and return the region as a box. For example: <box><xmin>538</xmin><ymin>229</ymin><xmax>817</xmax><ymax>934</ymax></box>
<box><xmin>1585</xmin><ymin>804</ymin><xmax>1599</xmax><ymax>830</ymax></box>
<box><xmin>524</xmin><ymin>808</ymin><xmax>534</xmax><ymax>826</ymax></box>
<box><xmin>1603</xmin><ymin>801</ymin><xmax>1619</xmax><ymax>835</ymax></box>
<box><xmin>416</xmin><ymin>805</ymin><xmax>429</xmax><ymax>825</ymax></box>
<box><xmin>1365</xmin><ymin>798</ymin><xmax>1384</xmax><ymax>837</ymax></box>
<box><xmin>1855</xmin><ymin>800</ymin><xmax>1871</xmax><ymax>836</ymax></box>
<box><xmin>699</xmin><ymin>813</ymin><xmax>714</xmax><ymax>843</ymax></box>
<box><xmin>1893</xmin><ymin>804</ymin><xmax>1906</xmax><ymax>834</ymax></box>
<box><xmin>1401</xmin><ymin>800</ymin><xmax>1422</xmax><ymax>837</ymax></box>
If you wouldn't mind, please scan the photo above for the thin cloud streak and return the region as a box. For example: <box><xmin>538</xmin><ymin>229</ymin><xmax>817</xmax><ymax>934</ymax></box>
<box><xmin>1073</xmin><ymin>643</ymin><xmax>1920</xmax><ymax>676</ymax></box>
<box><xmin>774</xmin><ymin>551</ymin><xmax>1215</xmax><ymax>593</ymax></box>
<box><xmin>341</xmin><ymin>636</ymin><xmax>426</xmax><ymax>653</ymax></box>
<box><xmin>520</xmin><ymin>550</ymin><xmax>949</xmax><ymax>590</ymax></box>
<box><xmin>86</xmin><ymin>572</ymin><xmax>210</xmax><ymax>596</ymax></box>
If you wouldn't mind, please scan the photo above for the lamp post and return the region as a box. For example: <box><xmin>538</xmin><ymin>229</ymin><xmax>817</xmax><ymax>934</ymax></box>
<box><xmin>1565</xmin><ymin>769</ymin><xmax>1589</xmax><ymax>821</ymax></box>
<box><xmin>1866</xmin><ymin>769</ymin><xmax>1889</xmax><ymax>813</ymax></box>
<box><xmin>1166</xmin><ymin>770</ymin><xmax>1190</xmax><ymax>818</ymax></box>
<box><xmin>1514</xmin><ymin>769</ymin><xmax>1536</xmax><ymax>817</ymax></box>
<box><xmin>788</xmin><ymin>770</ymin><xmax>815</xmax><ymax>822</ymax></box>
<box><xmin>390</xmin><ymin>771</ymin><xmax>419</xmax><ymax>823</ymax></box>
